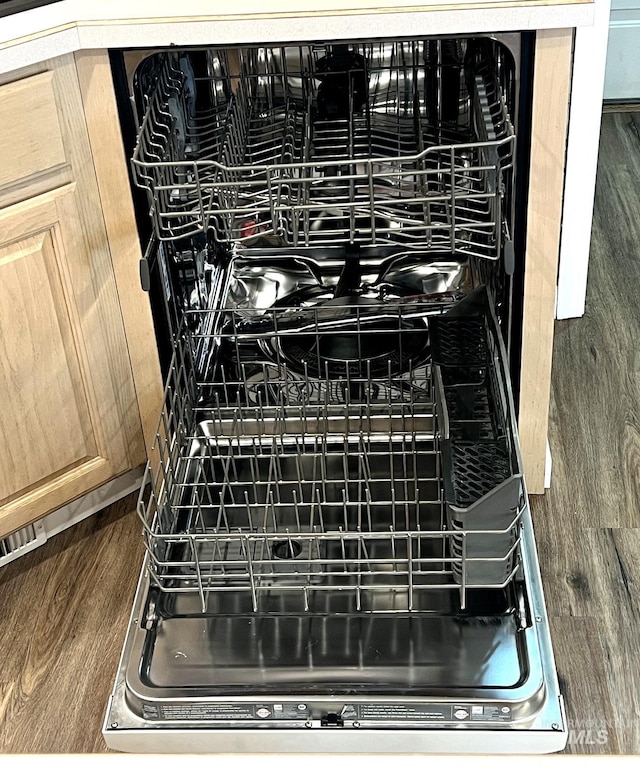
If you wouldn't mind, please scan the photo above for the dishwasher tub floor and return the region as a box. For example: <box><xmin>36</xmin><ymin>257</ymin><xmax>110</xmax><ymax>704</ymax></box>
<box><xmin>104</xmin><ymin>503</ymin><xmax>567</xmax><ymax>753</ymax></box>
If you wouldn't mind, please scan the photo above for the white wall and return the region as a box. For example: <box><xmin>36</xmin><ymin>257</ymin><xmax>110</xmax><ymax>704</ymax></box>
<box><xmin>604</xmin><ymin>0</ymin><xmax>640</xmax><ymax>100</ymax></box>
<box><xmin>556</xmin><ymin>0</ymin><xmax>612</xmax><ymax>319</ymax></box>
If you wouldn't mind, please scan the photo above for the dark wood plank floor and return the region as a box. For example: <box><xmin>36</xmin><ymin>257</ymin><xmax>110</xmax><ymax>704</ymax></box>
<box><xmin>0</xmin><ymin>494</ymin><xmax>144</xmax><ymax>753</ymax></box>
<box><xmin>531</xmin><ymin>110</ymin><xmax>640</xmax><ymax>755</ymax></box>
<box><xmin>1</xmin><ymin>112</ymin><xmax>639</xmax><ymax>754</ymax></box>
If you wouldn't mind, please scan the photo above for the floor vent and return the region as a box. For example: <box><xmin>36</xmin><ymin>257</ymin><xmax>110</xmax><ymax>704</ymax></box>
<box><xmin>0</xmin><ymin>523</ymin><xmax>46</xmax><ymax>568</ymax></box>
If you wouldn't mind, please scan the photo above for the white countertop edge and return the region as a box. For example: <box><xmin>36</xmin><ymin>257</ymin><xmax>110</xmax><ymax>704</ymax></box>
<box><xmin>0</xmin><ymin>1</ymin><xmax>594</xmax><ymax>75</ymax></box>
<box><xmin>0</xmin><ymin>25</ymin><xmax>81</xmax><ymax>73</ymax></box>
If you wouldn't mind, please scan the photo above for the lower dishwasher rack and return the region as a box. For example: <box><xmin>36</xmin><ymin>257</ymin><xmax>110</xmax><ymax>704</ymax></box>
<box><xmin>104</xmin><ymin>285</ymin><xmax>567</xmax><ymax>753</ymax></box>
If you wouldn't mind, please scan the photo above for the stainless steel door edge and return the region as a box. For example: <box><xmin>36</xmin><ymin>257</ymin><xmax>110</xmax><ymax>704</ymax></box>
<box><xmin>103</xmin><ymin>721</ymin><xmax>568</xmax><ymax>755</ymax></box>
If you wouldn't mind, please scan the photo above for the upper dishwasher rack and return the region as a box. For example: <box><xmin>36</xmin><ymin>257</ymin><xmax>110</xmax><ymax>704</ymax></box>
<box><xmin>132</xmin><ymin>41</ymin><xmax>515</xmax><ymax>255</ymax></box>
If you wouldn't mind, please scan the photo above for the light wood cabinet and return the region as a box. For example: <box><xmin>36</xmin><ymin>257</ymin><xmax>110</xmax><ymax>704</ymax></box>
<box><xmin>0</xmin><ymin>56</ymin><xmax>148</xmax><ymax>538</ymax></box>
<box><xmin>0</xmin><ymin>71</ymin><xmax>66</xmax><ymax>189</ymax></box>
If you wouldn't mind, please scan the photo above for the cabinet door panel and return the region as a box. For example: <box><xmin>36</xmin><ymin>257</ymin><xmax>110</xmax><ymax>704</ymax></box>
<box><xmin>0</xmin><ymin>186</ymin><xmax>139</xmax><ymax>535</ymax></box>
<box><xmin>0</xmin><ymin>230</ymin><xmax>97</xmax><ymax>499</ymax></box>
<box><xmin>0</xmin><ymin>71</ymin><xmax>67</xmax><ymax>191</ymax></box>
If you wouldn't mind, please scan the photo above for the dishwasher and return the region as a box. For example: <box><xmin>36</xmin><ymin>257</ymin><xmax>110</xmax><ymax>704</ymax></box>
<box><xmin>103</xmin><ymin>34</ymin><xmax>567</xmax><ymax>753</ymax></box>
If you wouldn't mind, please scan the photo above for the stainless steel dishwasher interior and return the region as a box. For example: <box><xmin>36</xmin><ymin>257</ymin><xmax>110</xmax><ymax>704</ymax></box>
<box><xmin>104</xmin><ymin>36</ymin><xmax>567</xmax><ymax>753</ymax></box>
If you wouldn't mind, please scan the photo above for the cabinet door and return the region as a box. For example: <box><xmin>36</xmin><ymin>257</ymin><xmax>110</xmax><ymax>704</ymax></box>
<box><xmin>0</xmin><ymin>185</ymin><xmax>142</xmax><ymax>536</ymax></box>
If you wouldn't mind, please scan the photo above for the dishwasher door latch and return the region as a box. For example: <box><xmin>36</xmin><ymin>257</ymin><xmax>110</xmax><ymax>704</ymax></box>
<box><xmin>321</xmin><ymin>713</ymin><xmax>344</xmax><ymax>727</ymax></box>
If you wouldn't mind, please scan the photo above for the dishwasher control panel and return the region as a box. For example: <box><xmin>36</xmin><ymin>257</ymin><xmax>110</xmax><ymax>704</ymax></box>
<box><xmin>139</xmin><ymin>700</ymin><xmax>514</xmax><ymax>726</ymax></box>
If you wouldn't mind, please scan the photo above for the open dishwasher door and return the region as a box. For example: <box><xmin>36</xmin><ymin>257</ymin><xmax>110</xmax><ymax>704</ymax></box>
<box><xmin>104</xmin><ymin>38</ymin><xmax>567</xmax><ymax>754</ymax></box>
